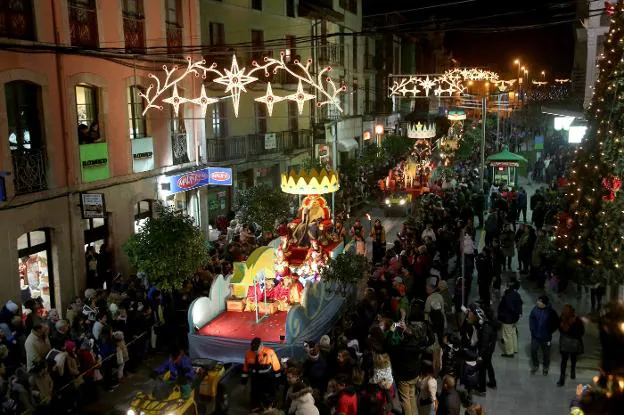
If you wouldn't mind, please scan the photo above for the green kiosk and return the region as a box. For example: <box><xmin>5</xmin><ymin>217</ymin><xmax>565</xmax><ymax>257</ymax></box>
<box><xmin>486</xmin><ymin>149</ymin><xmax>528</xmax><ymax>188</ymax></box>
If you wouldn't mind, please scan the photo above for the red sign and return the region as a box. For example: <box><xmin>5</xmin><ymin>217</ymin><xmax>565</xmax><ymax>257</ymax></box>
<box><xmin>211</xmin><ymin>171</ymin><xmax>231</xmax><ymax>182</ymax></box>
<box><xmin>177</xmin><ymin>171</ymin><xmax>208</xmax><ymax>190</ymax></box>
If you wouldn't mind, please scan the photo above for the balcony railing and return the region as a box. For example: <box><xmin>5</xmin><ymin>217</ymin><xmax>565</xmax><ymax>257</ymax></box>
<box><xmin>206</xmin><ymin>130</ymin><xmax>311</xmax><ymax>162</ymax></box>
<box><xmin>172</xmin><ymin>133</ymin><xmax>190</xmax><ymax>165</ymax></box>
<box><xmin>69</xmin><ymin>3</ymin><xmax>99</xmax><ymax>48</ymax></box>
<box><xmin>166</xmin><ymin>22</ymin><xmax>183</xmax><ymax>55</ymax></box>
<box><xmin>123</xmin><ymin>15</ymin><xmax>146</xmax><ymax>54</ymax></box>
<box><xmin>0</xmin><ymin>0</ymin><xmax>35</xmax><ymax>40</ymax></box>
<box><xmin>11</xmin><ymin>148</ymin><xmax>47</xmax><ymax>195</ymax></box>
<box><xmin>319</xmin><ymin>42</ymin><xmax>344</xmax><ymax>66</ymax></box>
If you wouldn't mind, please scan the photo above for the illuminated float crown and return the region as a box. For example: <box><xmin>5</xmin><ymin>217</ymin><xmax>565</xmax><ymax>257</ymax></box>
<box><xmin>281</xmin><ymin>168</ymin><xmax>340</xmax><ymax>195</ymax></box>
<box><xmin>407</xmin><ymin>122</ymin><xmax>437</xmax><ymax>139</ymax></box>
<box><xmin>447</xmin><ymin>110</ymin><xmax>466</xmax><ymax>121</ymax></box>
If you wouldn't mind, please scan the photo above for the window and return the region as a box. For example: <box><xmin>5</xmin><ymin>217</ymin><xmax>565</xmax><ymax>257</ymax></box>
<box><xmin>212</xmin><ymin>102</ymin><xmax>227</xmax><ymax>138</ymax></box>
<box><xmin>256</xmin><ymin>103</ymin><xmax>267</xmax><ymax>134</ymax></box>
<box><xmin>128</xmin><ymin>86</ymin><xmax>147</xmax><ymax>139</ymax></box>
<box><xmin>166</xmin><ymin>0</ymin><xmax>182</xmax><ymax>25</ymax></box>
<box><xmin>288</xmin><ymin>101</ymin><xmax>298</xmax><ymax>131</ymax></box>
<box><xmin>286</xmin><ymin>0</ymin><xmax>295</xmax><ymax>17</ymax></box>
<box><xmin>353</xmin><ymin>78</ymin><xmax>358</xmax><ymax>114</ymax></box>
<box><xmin>68</xmin><ymin>0</ymin><xmax>99</xmax><ymax>48</ymax></box>
<box><xmin>339</xmin><ymin>27</ymin><xmax>345</xmax><ymax>66</ymax></box>
<box><xmin>209</xmin><ymin>22</ymin><xmax>225</xmax><ymax>47</ymax></box>
<box><xmin>285</xmin><ymin>35</ymin><xmax>297</xmax><ymax>63</ymax></box>
<box><xmin>352</xmin><ymin>37</ymin><xmax>358</xmax><ymax>70</ymax></box>
<box><xmin>339</xmin><ymin>0</ymin><xmax>357</xmax><ymax>14</ymax></box>
<box><xmin>364</xmin><ymin>78</ymin><xmax>370</xmax><ymax>112</ymax></box>
<box><xmin>0</xmin><ymin>0</ymin><xmax>35</xmax><ymax>40</ymax></box>
<box><xmin>76</xmin><ymin>85</ymin><xmax>97</xmax><ymax>127</ymax></box>
<box><xmin>5</xmin><ymin>81</ymin><xmax>44</xmax><ymax>151</ymax></box>
<box><xmin>252</xmin><ymin>0</ymin><xmax>262</xmax><ymax>11</ymax></box>
<box><xmin>134</xmin><ymin>200</ymin><xmax>153</xmax><ymax>233</ymax></box>
<box><xmin>123</xmin><ymin>0</ymin><xmax>145</xmax><ymax>53</ymax></box>
<box><xmin>251</xmin><ymin>29</ymin><xmax>264</xmax><ymax>62</ymax></box>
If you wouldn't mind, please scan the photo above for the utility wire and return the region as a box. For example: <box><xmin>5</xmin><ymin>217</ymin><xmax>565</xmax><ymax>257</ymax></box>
<box><xmin>364</xmin><ymin>0</ymin><xmax>480</xmax><ymax>18</ymax></box>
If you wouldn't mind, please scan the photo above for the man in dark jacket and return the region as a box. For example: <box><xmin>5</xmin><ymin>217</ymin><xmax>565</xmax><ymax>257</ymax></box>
<box><xmin>498</xmin><ymin>279</ymin><xmax>523</xmax><ymax>357</ymax></box>
<box><xmin>517</xmin><ymin>188</ymin><xmax>528</xmax><ymax>223</ymax></box>
<box><xmin>529</xmin><ymin>295</ymin><xmax>559</xmax><ymax>375</ymax></box>
<box><xmin>484</xmin><ymin>210</ymin><xmax>500</xmax><ymax>247</ymax></box>
<box><xmin>471</xmin><ymin>192</ymin><xmax>485</xmax><ymax>228</ymax></box>
<box><xmin>476</xmin><ymin>309</ymin><xmax>498</xmax><ymax>394</ymax></box>
<box><xmin>388</xmin><ymin>326</ymin><xmax>423</xmax><ymax>415</ymax></box>
<box><xmin>475</xmin><ymin>247</ymin><xmax>493</xmax><ymax>306</ymax></box>
<box><xmin>530</xmin><ymin>189</ymin><xmax>544</xmax><ymax>220</ymax></box>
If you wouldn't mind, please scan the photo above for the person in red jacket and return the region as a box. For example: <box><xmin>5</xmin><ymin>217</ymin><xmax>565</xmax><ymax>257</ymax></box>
<box><xmin>335</xmin><ymin>374</ymin><xmax>358</xmax><ymax>415</ymax></box>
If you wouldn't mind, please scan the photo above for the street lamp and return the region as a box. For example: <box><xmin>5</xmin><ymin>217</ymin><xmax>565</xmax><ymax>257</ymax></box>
<box><xmin>375</xmin><ymin>124</ymin><xmax>384</xmax><ymax>147</ymax></box>
<box><xmin>541</xmin><ymin>70</ymin><xmax>546</xmax><ymax>79</ymax></box>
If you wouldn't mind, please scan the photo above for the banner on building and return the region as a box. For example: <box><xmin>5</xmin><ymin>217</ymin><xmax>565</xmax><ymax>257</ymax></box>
<box><xmin>534</xmin><ymin>136</ymin><xmax>544</xmax><ymax>150</ymax></box>
<box><xmin>80</xmin><ymin>143</ymin><xmax>110</xmax><ymax>182</ymax></box>
<box><xmin>132</xmin><ymin>137</ymin><xmax>154</xmax><ymax>173</ymax></box>
<box><xmin>169</xmin><ymin>167</ymin><xmax>233</xmax><ymax>193</ymax></box>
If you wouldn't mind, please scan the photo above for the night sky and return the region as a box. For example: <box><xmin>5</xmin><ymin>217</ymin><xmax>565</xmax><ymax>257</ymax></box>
<box><xmin>363</xmin><ymin>0</ymin><xmax>579</xmax><ymax>78</ymax></box>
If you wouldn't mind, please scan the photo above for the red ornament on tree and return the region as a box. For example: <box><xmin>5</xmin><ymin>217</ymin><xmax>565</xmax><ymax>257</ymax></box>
<box><xmin>606</xmin><ymin>1</ymin><xmax>616</xmax><ymax>16</ymax></box>
<box><xmin>602</xmin><ymin>176</ymin><xmax>622</xmax><ymax>202</ymax></box>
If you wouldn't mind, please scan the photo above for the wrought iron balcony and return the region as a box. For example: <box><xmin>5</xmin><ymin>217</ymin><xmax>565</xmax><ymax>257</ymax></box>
<box><xmin>11</xmin><ymin>148</ymin><xmax>47</xmax><ymax>195</ymax></box>
<box><xmin>318</xmin><ymin>42</ymin><xmax>344</xmax><ymax>66</ymax></box>
<box><xmin>123</xmin><ymin>15</ymin><xmax>146</xmax><ymax>54</ymax></box>
<box><xmin>0</xmin><ymin>0</ymin><xmax>35</xmax><ymax>40</ymax></box>
<box><xmin>69</xmin><ymin>3</ymin><xmax>99</xmax><ymax>48</ymax></box>
<box><xmin>206</xmin><ymin>130</ymin><xmax>312</xmax><ymax>163</ymax></box>
<box><xmin>166</xmin><ymin>22</ymin><xmax>183</xmax><ymax>55</ymax></box>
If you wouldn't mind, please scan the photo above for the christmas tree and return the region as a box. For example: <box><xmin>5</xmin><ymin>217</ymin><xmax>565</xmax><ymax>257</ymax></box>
<box><xmin>559</xmin><ymin>0</ymin><xmax>624</xmax><ymax>286</ymax></box>
<box><xmin>561</xmin><ymin>2</ymin><xmax>624</xmax><ymax>413</ymax></box>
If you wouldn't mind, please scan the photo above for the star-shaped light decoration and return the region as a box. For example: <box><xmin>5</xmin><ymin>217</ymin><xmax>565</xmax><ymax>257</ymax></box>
<box><xmin>286</xmin><ymin>81</ymin><xmax>315</xmax><ymax>115</ymax></box>
<box><xmin>190</xmin><ymin>85</ymin><xmax>219</xmax><ymax>118</ymax></box>
<box><xmin>162</xmin><ymin>84</ymin><xmax>189</xmax><ymax>116</ymax></box>
<box><xmin>419</xmin><ymin>76</ymin><xmax>436</xmax><ymax>96</ymax></box>
<box><xmin>213</xmin><ymin>55</ymin><xmax>257</xmax><ymax>118</ymax></box>
<box><xmin>254</xmin><ymin>82</ymin><xmax>285</xmax><ymax>116</ymax></box>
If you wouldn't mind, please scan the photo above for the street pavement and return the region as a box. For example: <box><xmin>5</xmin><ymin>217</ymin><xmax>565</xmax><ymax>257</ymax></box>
<box><xmin>91</xmin><ymin>181</ymin><xmax>602</xmax><ymax>414</ymax></box>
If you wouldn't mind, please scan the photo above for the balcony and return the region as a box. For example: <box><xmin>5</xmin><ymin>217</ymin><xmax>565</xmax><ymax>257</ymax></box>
<box><xmin>123</xmin><ymin>15</ymin><xmax>146</xmax><ymax>54</ymax></box>
<box><xmin>166</xmin><ymin>22</ymin><xmax>183</xmax><ymax>55</ymax></box>
<box><xmin>11</xmin><ymin>148</ymin><xmax>47</xmax><ymax>195</ymax></box>
<box><xmin>206</xmin><ymin>130</ymin><xmax>312</xmax><ymax>162</ymax></box>
<box><xmin>319</xmin><ymin>42</ymin><xmax>344</xmax><ymax>67</ymax></box>
<box><xmin>69</xmin><ymin>3</ymin><xmax>99</xmax><ymax>48</ymax></box>
<box><xmin>0</xmin><ymin>0</ymin><xmax>35</xmax><ymax>40</ymax></box>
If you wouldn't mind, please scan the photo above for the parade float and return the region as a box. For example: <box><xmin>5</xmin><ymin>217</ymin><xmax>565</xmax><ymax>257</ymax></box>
<box><xmin>187</xmin><ymin>168</ymin><xmax>347</xmax><ymax>363</ymax></box>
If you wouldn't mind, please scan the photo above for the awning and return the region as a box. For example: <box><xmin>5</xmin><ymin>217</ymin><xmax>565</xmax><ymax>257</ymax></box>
<box><xmin>486</xmin><ymin>150</ymin><xmax>528</xmax><ymax>164</ymax></box>
<box><xmin>338</xmin><ymin>138</ymin><xmax>358</xmax><ymax>152</ymax></box>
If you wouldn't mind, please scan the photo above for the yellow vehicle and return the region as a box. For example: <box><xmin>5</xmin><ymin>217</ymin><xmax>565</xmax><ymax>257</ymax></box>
<box><xmin>127</xmin><ymin>372</ymin><xmax>198</xmax><ymax>415</ymax></box>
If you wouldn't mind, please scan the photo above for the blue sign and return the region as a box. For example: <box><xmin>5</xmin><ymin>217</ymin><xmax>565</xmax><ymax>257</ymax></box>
<box><xmin>169</xmin><ymin>167</ymin><xmax>233</xmax><ymax>193</ymax></box>
<box><xmin>534</xmin><ymin>136</ymin><xmax>544</xmax><ymax>150</ymax></box>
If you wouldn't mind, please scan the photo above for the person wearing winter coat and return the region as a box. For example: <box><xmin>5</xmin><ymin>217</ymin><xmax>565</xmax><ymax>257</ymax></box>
<box><xmin>288</xmin><ymin>382</ymin><xmax>319</xmax><ymax>415</ymax></box>
<box><xmin>387</xmin><ymin>327</ymin><xmax>422</xmax><ymax>415</ymax></box>
<box><xmin>302</xmin><ymin>343</ymin><xmax>328</xmax><ymax>394</ymax></box>
<box><xmin>499</xmin><ymin>223</ymin><xmax>515</xmax><ymax>271</ymax></box>
<box><xmin>475</xmin><ymin>247</ymin><xmax>493</xmax><ymax>306</ymax></box>
<box><xmin>334</xmin><ymin>375</ymin><xmax>357</xmax><ymax>415</ymax></box>
<box><xmin>498</xmin><ymin>280</ymin><xmax>523</xmax><ymax>357</ymax></box>
<box><xmin>557</xmin><ymin>304</ymin><xmax>585</xmax><ymax>387</ymax></box>
<box><xmin>529</xmin><ymin>295</ymin><xmax>559</xmax><ymax>375</ymax></box>
<box><xmin>516</xmin><ymin>188</ymin><xmax>528</xmax><ymax>223</ymax></box>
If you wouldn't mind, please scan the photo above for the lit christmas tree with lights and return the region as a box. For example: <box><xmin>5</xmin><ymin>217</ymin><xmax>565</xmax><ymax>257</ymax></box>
<box><xmin>560</xmin><ymin>2</ymin><xmax>624</xmax><ymax>413</ymax></box>
<box><xmin>560</xmin><ymin>0</ymin><xmax>624</xmax><ymax>285</ymax></box>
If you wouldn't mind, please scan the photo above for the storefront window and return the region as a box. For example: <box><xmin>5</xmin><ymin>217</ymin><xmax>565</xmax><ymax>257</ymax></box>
<box><xmin>17</xmin><ymin>229</ymin><xmax>54</xmax><ymax>309</ymax></box>
<box><xmin>83</xmin><ymin>216</ymin><xmax>108</xmax><ymax>255</ymax></box>
<box><xmin>134</xmin><ymin>199</ymin><xmax>153</xmax><ymax>233</ymax></box>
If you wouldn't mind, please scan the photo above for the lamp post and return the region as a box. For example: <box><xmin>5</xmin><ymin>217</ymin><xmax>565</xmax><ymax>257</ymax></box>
<box><xmin>541</xmin><ymin>70</ymin><xmax>546</xmax><ymax>80</ymax></box>
<box><xmin>375</xmin><ymin>124</ymin><xmax>384</xmax><ymax>147</ymax></box>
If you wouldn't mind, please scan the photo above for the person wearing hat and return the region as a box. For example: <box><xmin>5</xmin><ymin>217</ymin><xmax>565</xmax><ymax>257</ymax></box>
<box><xmin>529</xmin><ymin>295</ymin><xmax>559</xmax><ymax>375</ymax></box>
<box><xmin>242</xmin><ymin>337</ymin><xmax>281</xmax><ymax>410</ymax></box>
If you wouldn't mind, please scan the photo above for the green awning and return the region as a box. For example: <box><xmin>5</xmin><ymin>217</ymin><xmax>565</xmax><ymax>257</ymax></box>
<box><xmin>486</xmin><ymin>150</ymin><xmax>528</xmax><ymax>163</ymax></box>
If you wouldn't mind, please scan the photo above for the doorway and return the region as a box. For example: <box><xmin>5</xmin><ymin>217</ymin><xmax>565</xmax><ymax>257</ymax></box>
<box><xmin>17</xmin><ymin>229</ymin><xmax>55</xmax><ymax>309</ymax></box>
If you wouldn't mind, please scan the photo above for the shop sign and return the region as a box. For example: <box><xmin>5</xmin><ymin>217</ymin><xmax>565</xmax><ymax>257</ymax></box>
<box><xmin>534</xmin><ymin>136</ymin><xmax>544</xmax><ymax>150</ymax></box>
<box><xmin>264</xmin><ymin>133</ymin><xmax>277</xmax><ymax>150</ymax></box>
<box><xmin>132</xmin><ymin>137</ymin><xmax>155</xmax><ymax>173</ymax></box>
<box><xmin>80</xmin><ymin>142</ymin><xmax>110</xmax><ymax>182</ymax></box>
<box><xmin>490</xmin><ymin>161</ymin><xmax>519</xmax><ymax>168</ymax></box>
<box><xmin>169</xmin><ymin>167</ymin><xmax>233</xmax><ymax>193</ymax></box>
<box><xmin>81</xmin><ymin>193</ymin><xmax>106</xmax><ymax>219</ymax></box>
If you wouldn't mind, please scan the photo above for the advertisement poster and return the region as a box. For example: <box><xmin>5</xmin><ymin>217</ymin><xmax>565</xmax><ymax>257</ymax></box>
<box><xmin>81</xmin><ymin>193</ymin><xmax>106</xmax><ymax>219</ymax></box>
<box><xmin>169</xmin><ymin>167</ymin><xmax>233</xmax><ymax>193</ymax></box>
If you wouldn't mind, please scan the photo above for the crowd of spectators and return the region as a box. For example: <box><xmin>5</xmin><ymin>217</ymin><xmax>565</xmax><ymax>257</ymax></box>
<box><xmin>0</xmin><ymin>275</ymin><xmax>172</xmax><ymax>414</ymax></box>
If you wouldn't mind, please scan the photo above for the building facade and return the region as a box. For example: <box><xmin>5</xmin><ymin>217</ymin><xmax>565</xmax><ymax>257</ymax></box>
<box><xmin>579</xmin><ymin>0</ymin><xmax>610</xmax><ymax>107</ymax></box>
<box><xmin>0</xmin><ymin>0</ymin><xmax>206</xmax><ymax>308</ymax></box>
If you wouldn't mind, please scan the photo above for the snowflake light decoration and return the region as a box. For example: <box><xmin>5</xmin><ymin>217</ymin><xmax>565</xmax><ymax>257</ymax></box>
<box><xmin>140</xmin><ymin>53</ymin><xmax>347</xmax><ymax>119</ymax></box>
<box><xmin>388</xmin><ymin>68</ymin><xmax>504</xmax><ymax>98</ymax></box>
<box><xmin>532</xmin><ymin>80</ymin><xmax>548</xmax><ymax>86</ymax></box>
<box><xmin>493</xmin><ymin>79</ymin><xmax>517</xmax><ymax>92</ymax></box>
<box><xmin>555</xmin><ymin>78</ymin><xmax>571</xmax><ymax>84</ymax></box>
